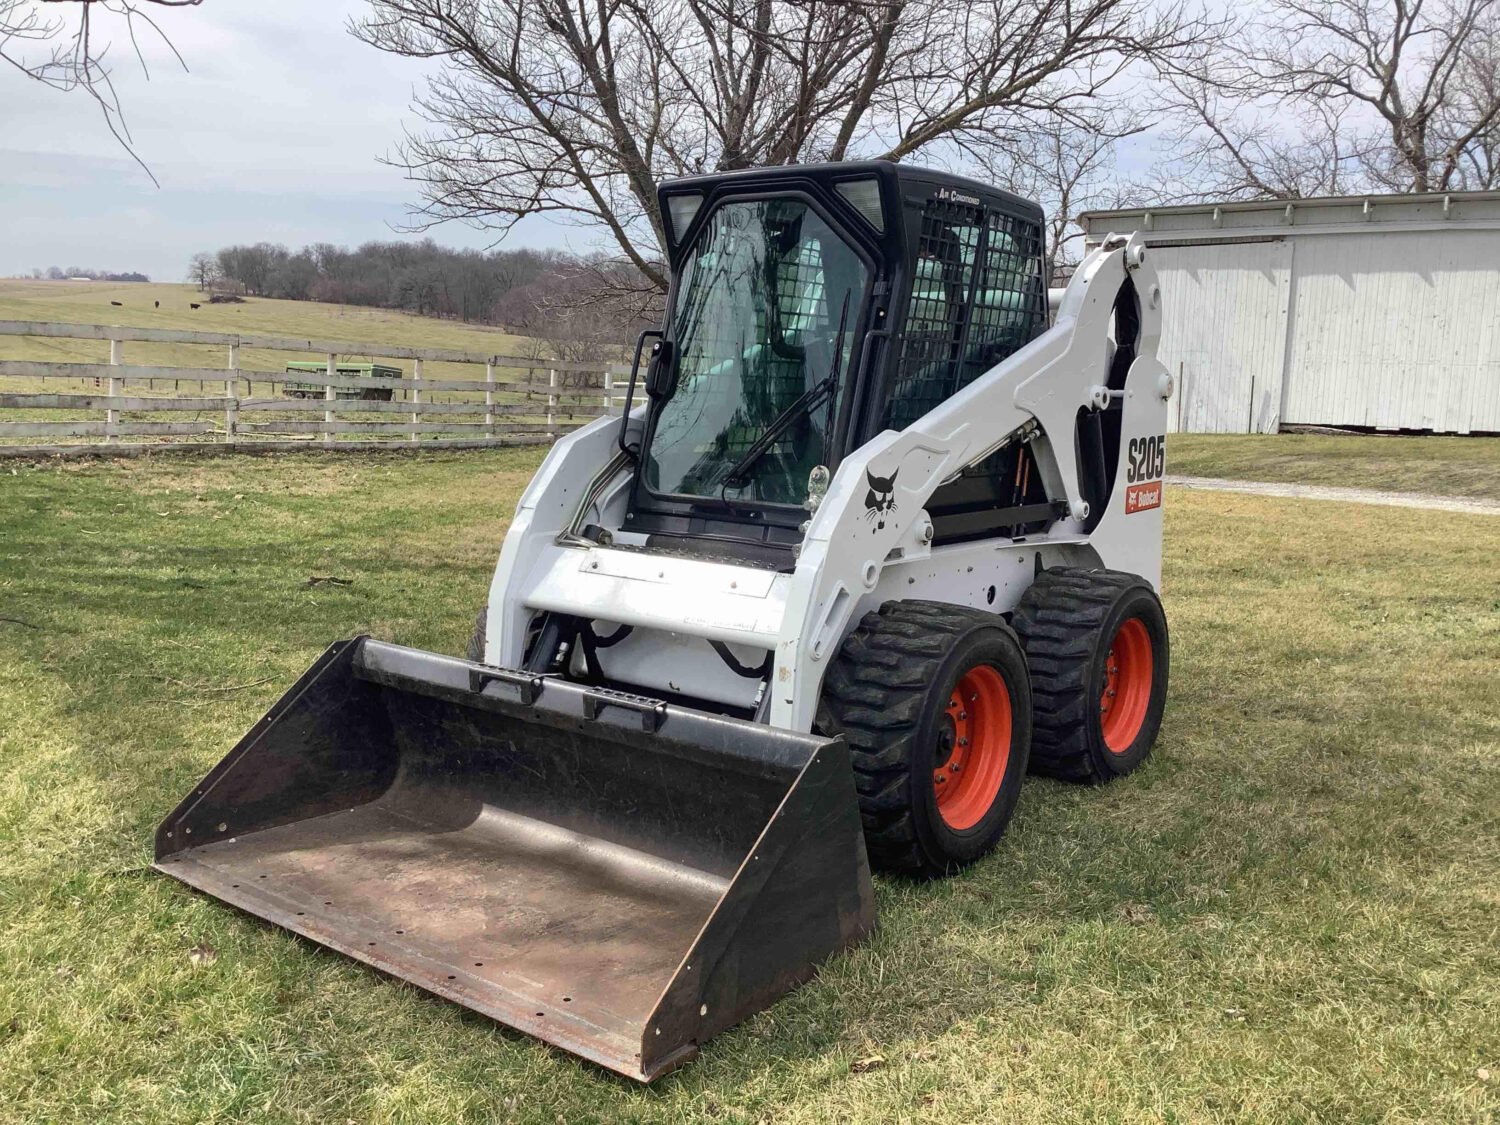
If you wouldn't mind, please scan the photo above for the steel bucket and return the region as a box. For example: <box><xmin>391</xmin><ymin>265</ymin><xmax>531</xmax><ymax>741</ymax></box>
<box><xmin>154</xmin><ymin>638</ymin><xmax>875</xmax><ymax>1080</ymax></box>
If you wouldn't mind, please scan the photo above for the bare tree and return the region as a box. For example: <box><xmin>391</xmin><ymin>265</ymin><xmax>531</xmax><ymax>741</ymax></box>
<box><xmin>187</xmin><ymin>251</ymin><xmax>218</xmax><ymax>290</ymax></box>
<box><xmin>1</xmin><ymin>0</ymin><xmax>203</xmax><ymax>183</ymax></box>
<box><xmin>352</xmin><ymin>0</ymin><xmax>1211</xmax><ymax>291</ymax></box>
<box><xmin>986</xmin><ymin>109</ymin><xmax>1144</xmax><ymax>276</ymax></box>
<box><xmin>1157</xmin><ymin>76</ymin><xmax>1372</xmax><ymax>200</ymax></box>
<box><xmin>1161</xmin><ymin>0</ymin><xmax>1500</xmax><ymax>199</ymax></box>
<box><xmin>1436</xmin><ymin>3</ymin><xmax>1500</xmax><ymax>185</ymax></box>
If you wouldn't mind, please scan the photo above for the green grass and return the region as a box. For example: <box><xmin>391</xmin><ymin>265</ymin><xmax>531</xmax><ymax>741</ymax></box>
<box><xmin>1</xmin><ymin>453</ymin><xmax>1497</xmax><ymax>1123</ymax></box>
<box><xmin>1169</xmin><ymin>433</ymin><xmax>1500</xmax><ymax>501</ymax></box>
<box><xmin>0</xmin><ymin>279</ymin><xmax>547</xmax><ymax>368</ymax></box>
<box><xmin>0</xmin><ymin>281</ymin><xmax>607</xmax><ymax>446</ymax></box>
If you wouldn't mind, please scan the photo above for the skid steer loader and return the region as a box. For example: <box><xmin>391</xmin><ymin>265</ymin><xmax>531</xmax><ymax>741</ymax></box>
<box><xmin>155</xmin><ymin>161</ymin><xmax>1172</xmax><ymax>1081</ymax></box>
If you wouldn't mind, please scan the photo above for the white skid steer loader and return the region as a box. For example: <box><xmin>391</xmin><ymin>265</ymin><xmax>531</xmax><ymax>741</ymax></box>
<box><xmin>155</xmin><ymin>161</ymin><xmax>1172</xmax><ymax>1081</ymax></box>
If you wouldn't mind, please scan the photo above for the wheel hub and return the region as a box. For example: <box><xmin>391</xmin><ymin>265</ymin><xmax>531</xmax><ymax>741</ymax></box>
<box><xmin>932</xmin><ymin>667</ymin><xmax>1012</xmax><ymax>830</ymax></box>
<box><xmin>934</xmin><ymin>716</ymin><xmax>957</xmax><ymax>769</ymax></box>
<box><xmin>1099</xmin><ymin>617</ymin><xmax>1153</xmax><ymax>753</ymax></box>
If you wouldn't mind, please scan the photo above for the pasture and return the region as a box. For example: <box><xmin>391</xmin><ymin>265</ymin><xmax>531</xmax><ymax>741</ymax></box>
<box><xmin>0</xmin><ymin>280</ymin><xmax>543</xmax><ymax>369</ymax></box>
<box><xmin>0</xmin><ymin>448</ymin><xmax>1496</xmax><ymax>1124</ymax></box>
<box><xmin>0</xmin><ymin>281</ymin><xmax>613</xmax><ymax>452</ymax></box>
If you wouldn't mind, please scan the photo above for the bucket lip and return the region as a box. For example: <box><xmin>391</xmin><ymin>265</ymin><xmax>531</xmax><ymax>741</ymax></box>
<box><xmin>152</xmin><ymin>852</ymin><xmax>678</xmax><ymax>1082</ymax></box>
<box><xmin>353</xmin><ymin>638</ymin><xmax>832</xmax><ymax>781</ymax></box>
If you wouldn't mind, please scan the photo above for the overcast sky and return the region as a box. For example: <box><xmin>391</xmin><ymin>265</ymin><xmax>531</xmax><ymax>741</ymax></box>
<box><xmin>0</xmin><ymin>0</ymin><xmax>570</xmax><ymax>281</ymax></box>
<box><xmin>2</xmin><ymin>1</ymin><xmax>1167</xmax><ymax>282</ymax></box>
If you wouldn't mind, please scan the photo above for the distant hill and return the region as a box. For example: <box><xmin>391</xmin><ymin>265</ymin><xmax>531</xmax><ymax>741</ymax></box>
<box><xmin>19</xmin><ymin>269</ymin><xmax>151</xmax><ymax>283</ymax></box>
<box><xmin>0</xmin><ymin>280</ymin><xmax>567</xmax><ymax>381</ymax></box>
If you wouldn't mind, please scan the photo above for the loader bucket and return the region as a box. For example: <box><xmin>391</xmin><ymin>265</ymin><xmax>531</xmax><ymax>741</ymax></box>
<box><xmin>153</xmin><ymin>638</ymin><xmax>875</xmax><ymax>1081</ymax></box>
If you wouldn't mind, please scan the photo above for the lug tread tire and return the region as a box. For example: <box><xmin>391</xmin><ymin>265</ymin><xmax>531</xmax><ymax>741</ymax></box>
<box><xmin>818</xmin><ymin>601</ymin><xmax>1028</xmax><ymax>876</ymax></box>
<box><xmin>1011</xmin><ymin>567</ymin><xmax>1167</xmax><ymax>785</ymax></box>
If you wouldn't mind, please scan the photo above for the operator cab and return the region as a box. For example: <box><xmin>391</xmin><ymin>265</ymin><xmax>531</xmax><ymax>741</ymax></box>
<box><xmin>619</xmin><ymin>160</ymin><xmax>1053</xmax><ymax>566</ymax></box>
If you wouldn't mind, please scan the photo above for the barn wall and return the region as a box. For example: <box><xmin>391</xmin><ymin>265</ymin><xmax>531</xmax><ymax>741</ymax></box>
<box><xmin>1152</xmin><ymin>241</ymin><xmax>1290</xmax><ymax>434</ymax></box>
<box><xmin>1084</xmin><ymin>192</ymin><xmax>1500</xmax><ymax>434</ymax></box>
<box><xmin>1282</xmin><ymin>231</ymin><xmax>1500</xmax><ymax>434</ymax></box>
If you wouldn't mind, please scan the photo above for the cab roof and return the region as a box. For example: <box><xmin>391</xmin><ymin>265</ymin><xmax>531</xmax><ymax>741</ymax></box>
<box><xmin>656</xmin><ymin>160</ymin><xmax>1043</xmax><ymax>264</ymax></box>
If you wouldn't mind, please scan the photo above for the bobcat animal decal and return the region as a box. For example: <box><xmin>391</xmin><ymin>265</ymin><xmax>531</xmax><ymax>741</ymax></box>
<box><xmin>864</xmin><ymin>467</ymin><xmax>898</xmax><ymax>530</ymax></box>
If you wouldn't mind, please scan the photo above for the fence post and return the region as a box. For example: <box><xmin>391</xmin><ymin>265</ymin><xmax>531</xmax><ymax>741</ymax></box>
<box><xmin>324</xmin><ymin>353</ymin><xmax>337</xmax><ymax>448</ymax></box>
<box><xmin>547</xmin><ymin>368</ymin><xmax>558</xmax><ymax>439</ymax></box>
<box><xmin>411</xmin><ymin>357</ymin><xmax>423</xmax><ymax>446</ymax></box>
<box><xmin>225</xmin><ymin>343</ymin><xmax>240</xmax><ymax>446</ymax></box>
<box><xmin>106</xmin><ymin>337</ymin><xmax>122</xmax><ymax>443</ymax></box>
<box><xmin>485</xmin><ymin>360</ymin><xmax>495</xmax><ymax>439</ymax></box>
<box><xmin>602</xmin><ymin>369</ymin><xmax>612</xmax><ymax>417</ymax></box>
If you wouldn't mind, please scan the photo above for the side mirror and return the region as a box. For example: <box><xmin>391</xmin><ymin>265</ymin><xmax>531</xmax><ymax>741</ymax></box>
<box><xmin>644</xmin><ymin>339</ymin><xmax>677</xmax><ymax>400</ymax></box>
<box><xmin>617</xmin><ymin>329</ymin><xmax>662</xmax><ymax>460</ymax></box>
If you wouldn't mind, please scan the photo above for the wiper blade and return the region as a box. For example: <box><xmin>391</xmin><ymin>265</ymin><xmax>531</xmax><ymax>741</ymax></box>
<box><xmin>720</xmin><ymin>293</ymin><xmax>852</xmax><ymax>495</ymax></box>
<box><xmin>720</xmin><ymin>377</ymin><xmax>837</xmax><ymax>490</ymax></box>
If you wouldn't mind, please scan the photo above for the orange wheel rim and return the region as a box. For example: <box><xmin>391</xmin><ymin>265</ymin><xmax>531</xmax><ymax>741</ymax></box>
<box><xmin>933</xmin><ymin>665</ymin><xmax>1012</xmax><ymax>831</ymax></box>
<box><xmin>1100</xmin><ymin>617</ymin><xmax>1153</xmax><ymax>753</ymax></box>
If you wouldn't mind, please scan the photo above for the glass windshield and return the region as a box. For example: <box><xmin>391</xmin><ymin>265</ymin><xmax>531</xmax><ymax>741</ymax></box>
<box><xmin>644</xmin><ymin>198</ymin><xmax>869</xmax><ymax>506</ymax></box>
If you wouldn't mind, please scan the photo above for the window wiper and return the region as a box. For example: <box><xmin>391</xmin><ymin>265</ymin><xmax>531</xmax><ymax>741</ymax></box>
<box><xmin>720</xmin><ymin>293</ymin><xmax>852</xmax><ymax>498</ymax></box>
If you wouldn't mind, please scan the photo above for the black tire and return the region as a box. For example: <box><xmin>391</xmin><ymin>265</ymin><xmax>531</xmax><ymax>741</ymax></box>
<box><xmin>466</xmin><ymin>604</ymin><xmax>487</xmax><ymax>662</ymax></box>
<box><xmin>817</xmin><ymin>601</ymin><xmax>1033</xmax><ymax>878</ymax></box>
<box><xmin>1011</xmin><ymin>567</ymin><xmax>1169</xmax><ymax>784</ymax></box>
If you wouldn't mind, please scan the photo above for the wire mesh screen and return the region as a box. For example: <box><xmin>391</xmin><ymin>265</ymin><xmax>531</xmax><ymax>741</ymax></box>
<box><xmin>883</xmin><ymin>201</ymin><xmax>1046</xmax><ymax>432</ymax></box>
<box><xmin>963</xmin><ymin>213</ymin><xmax>1046</xmax><ymax>384</ymax></box>
<box><xmin>883</xmin><ymin>200</ymin><xmax>983</xmax><ymax>430</ymax></box>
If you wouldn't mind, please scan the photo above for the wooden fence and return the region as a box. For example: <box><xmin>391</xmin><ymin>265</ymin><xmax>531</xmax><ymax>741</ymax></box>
<box><xmin>0</xmin><ymin>320</ymin><xmax>631</xmax><ymax>457</ymax></box>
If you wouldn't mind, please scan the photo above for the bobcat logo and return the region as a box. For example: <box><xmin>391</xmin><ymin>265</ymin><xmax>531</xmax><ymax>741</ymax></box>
<box><xmin>864</xmin><ymin>467</ymin><xmax>898</xmax><ymax>530</ymax></box>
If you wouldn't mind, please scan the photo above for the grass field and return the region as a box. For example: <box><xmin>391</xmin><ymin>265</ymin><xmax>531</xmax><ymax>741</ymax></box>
<box><xmin>0</xmin><ymin>281</ymin><xmax>609</xmax><ymax>447</ymax></box>
<box><xmin>0</xmin><ymin>280</ymin><xmax>545</xmax><ymax>370</ymax></box>
<box><xmin>1169</xmin><ymin>433</ymin><xmax>1500</xmax><ymax>501</ymax></box>
<box><xmin>2</xmin><ymin>454</ymin><xmax>1498</xmax><ymax>1124</ymax></box>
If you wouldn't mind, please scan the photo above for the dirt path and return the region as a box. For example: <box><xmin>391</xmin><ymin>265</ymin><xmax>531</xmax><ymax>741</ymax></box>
<box><xmin>1167</xmin><ymin>475</ymin><xmax>1500</xmax><ymax>516</ymax></box>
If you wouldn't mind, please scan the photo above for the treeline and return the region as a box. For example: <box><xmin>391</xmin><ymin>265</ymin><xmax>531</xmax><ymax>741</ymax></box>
<box><xmin>25</xmin><ymin>267</ymin><xmax>151</xmax><ymax>282</ymax></box>
<box><xmin>191</xmin><ymin>240</ymin><xmax>655</xmax><ymax>356</ymax></box>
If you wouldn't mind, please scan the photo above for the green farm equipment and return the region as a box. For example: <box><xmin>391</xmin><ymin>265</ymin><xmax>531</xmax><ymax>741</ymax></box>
<box><xmin>283</xmin><ymin>361</ymin><xmax>402</xmax><ymax>401</ymax></box>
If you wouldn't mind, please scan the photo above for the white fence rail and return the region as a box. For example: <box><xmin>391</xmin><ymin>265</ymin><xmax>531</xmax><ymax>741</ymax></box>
<box><xmin>0</xmin><ymin>320</ymin><xmax>629</xmax><ymax>456</ymax></box>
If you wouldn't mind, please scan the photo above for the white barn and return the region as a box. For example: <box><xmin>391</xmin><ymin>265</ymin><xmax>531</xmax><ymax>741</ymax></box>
<box><xmin>1080</xmin><ymin>191</ymin><xmax>1500</xmax><ymax>434</ymax></box>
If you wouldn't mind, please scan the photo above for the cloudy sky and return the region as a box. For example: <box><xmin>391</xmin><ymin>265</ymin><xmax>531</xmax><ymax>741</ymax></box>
<box><xmin>0</xmin><ymin>0</ymin><xmax>569</xmax><ymax>281</ymax></box>
<box><xmin>2</xmin><ymin>2</ymin><xmax>1172</xmax><ymax>282</ymax></box>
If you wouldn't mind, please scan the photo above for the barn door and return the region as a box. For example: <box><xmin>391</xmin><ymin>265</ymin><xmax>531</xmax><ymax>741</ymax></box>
<box><xmin>1155</xmin><ymin>240</ymin><xmax>1291</xmax><ymax>433</ymax></box>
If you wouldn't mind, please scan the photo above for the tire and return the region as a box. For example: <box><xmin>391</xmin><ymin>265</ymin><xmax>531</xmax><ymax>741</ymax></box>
<box><xmin>817</xmin><ymin>601</ymin><xmax>1033</xmax><ymax>878</ymax></box>
<box><xmin>466</xmin><ymin>604</ymin><xmax>487</xmax><ymax>662</ymax></box>
<box><xmin>1011</xmin><ymin>567</ymin><xmax>1169</xmax><ymax>784</ymax></box>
